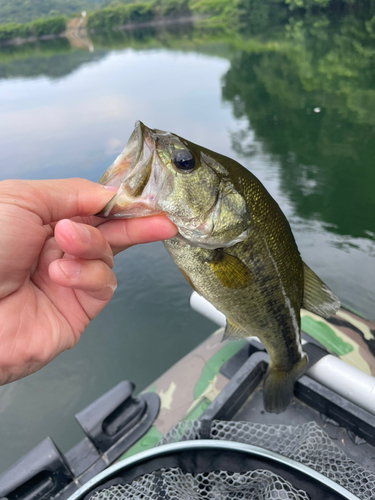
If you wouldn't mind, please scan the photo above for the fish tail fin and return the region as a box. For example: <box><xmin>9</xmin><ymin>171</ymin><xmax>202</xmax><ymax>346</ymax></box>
<box><xmin>263</xmin><ymin>355</ymin><xmax>308</xmax><ymax>414</ymax></box>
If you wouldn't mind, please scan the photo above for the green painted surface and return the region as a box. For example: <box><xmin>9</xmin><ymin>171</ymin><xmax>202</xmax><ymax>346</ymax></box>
<box><xmin>194</xmin><ymin>340</ymin><xmax>246</xmax><ymax>399</ymax></box>
<box><xmin>301</xmin><ymin>316</ymin><xmax>353</xmax><ymax>356</ymax></box>
<box><xmin>183</xmin><ymin>397</ymin><xmax>211</xmax><ymax>421</ymax></box>
<box><xmin>119</xmin><ymin>425</ymin><xmax>163</xmax><ymax>460</ymax></box>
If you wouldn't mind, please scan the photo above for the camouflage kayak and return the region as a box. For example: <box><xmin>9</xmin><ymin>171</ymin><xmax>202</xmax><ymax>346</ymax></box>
<box><xmin>121</xmin><ymin>301</ymin><xmax>375</xmax><ymax>460</ymax></box>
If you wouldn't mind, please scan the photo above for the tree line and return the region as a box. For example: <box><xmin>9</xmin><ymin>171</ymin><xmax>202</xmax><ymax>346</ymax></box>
<box><xmin>1</xmin><ymin>0</ymin><xmax>374</xmax><ymax>42</ymax></box>
<box><xmin>0</xmin><ymin>16</ymin><xmax>67</xmax><ymax>42</ymax></box>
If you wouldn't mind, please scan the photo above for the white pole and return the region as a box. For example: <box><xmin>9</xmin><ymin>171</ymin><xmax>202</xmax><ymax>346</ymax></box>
<box><xmin>189</xmin><ymin>292</ymin><xmax>375</xmax><ymax>416</ymax></box>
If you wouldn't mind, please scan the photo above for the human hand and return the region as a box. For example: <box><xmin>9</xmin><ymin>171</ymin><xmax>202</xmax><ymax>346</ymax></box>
<box><xmin>0</xmin><ymin>178</ymin><xmax>177</xmax><ymax>385</ymax></box>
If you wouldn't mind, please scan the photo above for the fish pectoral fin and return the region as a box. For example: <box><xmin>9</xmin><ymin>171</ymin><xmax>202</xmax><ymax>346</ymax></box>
<box><xmin>222</xmin><ymin>319</ymin><xmax>250</xmax><ymax>341</ymax></box>
<box><xmin>302</xmin><ymin>262</ymin><xmax>340</xmax><ymax>318</ymax></box>
<box><xmin>209</xmin><ymin>252</ymin><xmax>252</xmax><ymax>289</ymax></box>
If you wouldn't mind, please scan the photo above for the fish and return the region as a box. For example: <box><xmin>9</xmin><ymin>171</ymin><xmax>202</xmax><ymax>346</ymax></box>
<box><xmin>97</xmin><ymin>121</ymin><xmax>340</xmax><ymax>413</ymax></box>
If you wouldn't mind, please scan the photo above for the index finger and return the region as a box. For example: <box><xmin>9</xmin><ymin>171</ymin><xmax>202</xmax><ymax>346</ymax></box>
<box><xmin>97</xmin><ymin>215</ymin><xmax>177</xmax><ymax>254</ymax></box>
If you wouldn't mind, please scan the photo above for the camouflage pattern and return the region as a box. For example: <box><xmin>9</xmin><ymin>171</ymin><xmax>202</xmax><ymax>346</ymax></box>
<box><xmin>301</xmin><ymin>306</ymin><xmax>375</xmax><ymax>376</ymax></box>
<box><xmin>120</xmin><ymin>304</ymin><xmax>375</xmax><ymax>460</ymax></box>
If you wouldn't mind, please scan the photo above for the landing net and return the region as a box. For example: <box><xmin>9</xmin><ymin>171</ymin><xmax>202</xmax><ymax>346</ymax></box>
<box><xmin>88</xmin><ymin>420</ymin><xmax>375</xmax><ymax>499</ymax></box>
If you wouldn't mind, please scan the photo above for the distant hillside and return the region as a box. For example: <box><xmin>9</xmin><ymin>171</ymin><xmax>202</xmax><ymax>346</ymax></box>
<box><xmin>0</xmin><ymin>0</ymin><xmax>108</xmax><ymax>24</ymax></box>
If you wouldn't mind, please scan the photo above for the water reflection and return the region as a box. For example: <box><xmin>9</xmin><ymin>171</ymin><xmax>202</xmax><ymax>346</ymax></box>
<box><xmin>221</xmin><ymin>16</ymin><xmax>375</xmax><ymax>242</ymax></box>
<box><xmin>0</xmin><ymin>39</ymin><xmax>107</xmax><ymax>80</ymax></box>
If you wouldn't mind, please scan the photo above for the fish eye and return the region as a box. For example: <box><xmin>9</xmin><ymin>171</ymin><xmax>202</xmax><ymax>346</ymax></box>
<box><xmin>173</xmin><ymin>150</ymin><xmax>195</xmax><ymax>172</ymax></box>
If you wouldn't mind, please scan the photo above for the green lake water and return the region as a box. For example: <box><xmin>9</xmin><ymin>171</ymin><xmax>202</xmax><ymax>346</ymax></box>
<box><xmin>0</xmin><ymin>17</ymin><xmax>374</xmax><ymax>473</ymax></box>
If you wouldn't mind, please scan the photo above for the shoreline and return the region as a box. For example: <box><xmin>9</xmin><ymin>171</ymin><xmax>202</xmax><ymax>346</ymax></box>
<box><xmin>0</xmin><ymin>15</ymin><xmax>202</xmax><ymax>48</ymax></box>
<box><xmin>111</xmin><ymin>15</ymin><xmax>203</xmax><ymax>32</ymax></box>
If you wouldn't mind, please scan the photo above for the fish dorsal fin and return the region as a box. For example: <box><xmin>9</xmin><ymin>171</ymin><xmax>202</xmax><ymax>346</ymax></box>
<box><xmin>303</xmin><ymin>262</ymin><xmax>340</xmax><ymax>318</ymax></box>
<box><xmin>209</xmin><ymin>252</ymin><xmax>252</xmax><ymax>289</ymax></box>
<box><xmin>222</xmin><ymin>319</ymin><xmax>250</xmax><ymax>341</ymax></box>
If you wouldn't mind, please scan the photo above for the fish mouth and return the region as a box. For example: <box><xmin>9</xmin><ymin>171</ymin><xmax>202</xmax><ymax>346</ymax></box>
<box><xmin>97</xmin><ymin>121</ymin><xmax>165</xmax><ymax>218</ymax></box>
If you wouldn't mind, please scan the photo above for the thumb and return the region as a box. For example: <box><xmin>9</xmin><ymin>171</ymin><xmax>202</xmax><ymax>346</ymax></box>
<box><xmin>1</xmin><ymin>178</ymin><xmax>114</xmax><ymax>224</ymax></box>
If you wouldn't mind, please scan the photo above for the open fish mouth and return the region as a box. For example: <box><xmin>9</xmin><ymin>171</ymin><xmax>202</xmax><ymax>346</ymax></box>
<box><xmin>97</xmin><ymin>121</ymin><xmax>165</xmax><ymax>218</ymax></box>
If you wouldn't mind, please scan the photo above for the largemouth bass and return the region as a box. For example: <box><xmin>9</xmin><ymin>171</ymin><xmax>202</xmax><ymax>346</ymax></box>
<box><xmin>98</xmin><ymin>121</ymin><xmax>340</xmax><ymax>413</ymax></box>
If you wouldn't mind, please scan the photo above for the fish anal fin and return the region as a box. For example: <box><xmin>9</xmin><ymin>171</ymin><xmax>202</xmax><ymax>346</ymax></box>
<box><xmin>209</xmin><ymin>252</ymin><xmax>251</xmax><ymax>289</ymax></box>
<box><xmin>263</xmin><ymin>355</ymin><xmax>308</xmax><ymax>414</ymax></box>
<box><xmin>222</xmin><ymin>319</ymin><xmax>250</xmax><ymax>341</ymax></box>
<box><xmin>303</xmin><ymin>262</ymin><xmax>340</xmax><ymax>319</ymax></box>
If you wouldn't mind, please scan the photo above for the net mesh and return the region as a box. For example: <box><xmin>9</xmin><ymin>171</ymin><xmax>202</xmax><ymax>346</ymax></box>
<box><xmin>88</xmin><ymin>467</ymin><xmax>310</xmax><ymax>500</ymax></box>
<box><xmin>160</xmin><ymin>420</ymin><xmax>375</xmax><ymax>498</ymax></box>
<box><xmin>89</xmin><ymin>420</ymin><xmax>375</xmax><ymax>500</ymax></box>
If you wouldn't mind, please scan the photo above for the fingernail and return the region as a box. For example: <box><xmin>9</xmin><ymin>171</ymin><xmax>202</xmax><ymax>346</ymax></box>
<box><xmin>106</xmin><ymin>252</ymin><xmax>114</xmax><ymax>267</ymax></box>
<box><xmin>106</xmin><ymin>283</ymin><xmax>118</xmax><ymax>292</ymax></box>
<box><xmin>101</xmin><ymin>185</ymin><xmax>118</xmax><ymax>192</ymax></box>
<box><xmin>73</xmin><ymin>222</ymin><xmax>91</xmax><ymax>244</ymax></box>
<box><xmin>59</xmin><ymin>260</ymin><xmax>81</xmax><ymax>278</ymax></box>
